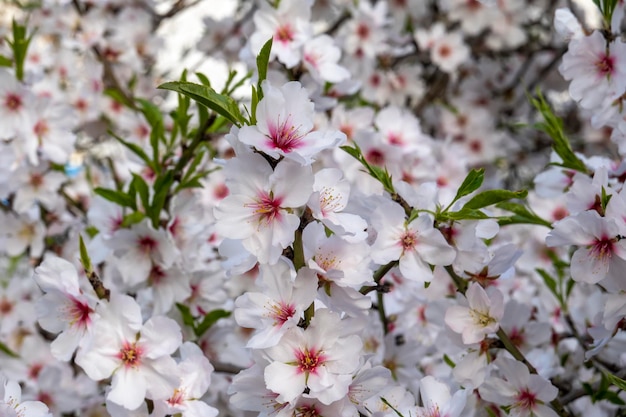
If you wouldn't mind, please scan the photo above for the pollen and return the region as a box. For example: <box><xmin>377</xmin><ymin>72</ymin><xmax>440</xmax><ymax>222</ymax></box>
<box><xmin>295</xmin><ymin>347</ymin><xmax>326</xmax><ymax>374</ymax></box>
<box><xmin>119</xmin><ymin>341</ymin><xmax>144</xmax><ymax>369</ymax></box>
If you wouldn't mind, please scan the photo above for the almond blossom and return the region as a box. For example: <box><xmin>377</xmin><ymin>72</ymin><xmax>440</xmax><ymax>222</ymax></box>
<box><xmin>214</xmin><ymin>154</ymin><xmax>313</xmax><ymax>264</ymax></box>
<box><xmin>559</xmin><ymin>31</ymin><xmax>626</xmax><ymax>110</ymax></box>
<box><xmin>371</xmin><ymin>200</ymin><xmax>456</xmax><ymax>282</ymax></box>
<box><xmin>263</xmin><ymin>309</ymin><xmax>362</xmax><ymax>405</ymax></box>
<box><xmin>1</xmin><ymin>374</ymin><xmax>51</xmax><ymax>417</ymax></box>
<box><xmin>445</xmin><ymin>282</ymin><xmax>504</xmax><ymax>344</ymax></box>
<box><xmin>237</xmin><ymin>81</ymin><xmax>346</xmax><ymax>165</ymax></box>
<box><xmin>546</xmin><ymin>210</ymin><xmax>626</xmax><ymax>289</ymax></box>
<box><xmin>33</xmin><ymin>255</ymin><xmax>97</xmax><ymax>361</ymax></box>
<box><xmin>480</xmin><ymin>356</ymin><xmax>559</xmax><ymax>417</ymax></box>
<box><xmin>234</xmin><ymin>260</ymin><xmax>317</xmax><ymax>349</ymax></box>
<box><xmin>75</xmin><ymin>294</ymin><xmax>181</xmax><ymax>410</ymax></box>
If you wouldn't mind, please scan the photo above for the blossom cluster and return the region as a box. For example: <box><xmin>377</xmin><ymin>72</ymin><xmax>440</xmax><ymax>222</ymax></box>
<box><xmin>0</xmin><ymin>1</ymin><xmax>625</xmax><ymax>417</ymax></box>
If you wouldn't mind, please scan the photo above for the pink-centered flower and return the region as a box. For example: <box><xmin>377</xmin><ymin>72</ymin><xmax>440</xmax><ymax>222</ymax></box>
<box><xmin>238</xmin><ymin>81</ymin><xmax>346</xmax><ymax>165</ymax></box>
<box><xmin>371</xmin><ymin>200</ymin><xmax>456</xmax><ymax>282</ymax></box>
<box><xmin>559</xmin><ymin>31</ymin><xmax>626</xmax><ymax>110</ymax></box>
<box><xmin>264</xmin><ymin>309</ymin><xmax>362</xmax><ymax>405</ymax></box>
<box><xmin>546</xmin><ymin>210</ymin><xmax>626</xmax><ymax>288</ymax></box>
<box><xmin>214</xmin><ymin>154</ymin><xmax>313</xmax><ymax>264</ymax></box>
<box><xmin>234</xmin><ymin>260</ymin><xmax>318</xmax><ymax>349</ymax></box>
<box><xmin>33</xmin><ymin>255</ymin><xmax>98</xmax><ymax>361</ymax></box>
<box><xmin>75</xmin><ymin>294</ymin><xmax>181</xmax><ymax>410</ymax></box>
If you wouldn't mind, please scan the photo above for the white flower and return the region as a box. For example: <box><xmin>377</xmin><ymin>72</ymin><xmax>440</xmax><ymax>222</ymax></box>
<box><xmin>238</xmin><ymin>81</ymin><xmax>346</xmax><ymax>165</ymax></box>
<box><xmin>445</xmin><ymin>282</ymin><xmax>504</xmax><ymax>345</ymax></box>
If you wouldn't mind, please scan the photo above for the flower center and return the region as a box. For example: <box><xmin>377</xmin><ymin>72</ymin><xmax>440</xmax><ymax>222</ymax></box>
<box><xmin>5</xmin><ymin>93</ymin><xmax>22</xmax><ymax>111</ymax></box>
<box><xmin>590</xmin><ymin>236</ymin><xmax>615</xmax><ymax>260</ymax></box>
<box><xmin>266</xmin><ymin>115</ymin><xmax>304</xmax><ymax>153</ymax></box>
<box><xmin>246</xmin><ymin>192</ymin><xmax>283</xmax><ymax>226</ymax></box>
<box><xmin>269</xmin><ymin>302</ymin><xmax>296</xmax><ymax>326</ymax></box>
<box><xmin>275</xmin><ymin>24</ymin><xmax>294</xmax><ymax>43</ymax></box>
<box><xmin>515</xmin><ymin>388</ymin><xmax>537</xmax><ymax>410</ymax></box>
<box><xmin>400</xmin><ymin>231</ymin><xmax>417</xmax><ymax>251</ymax></box>
<box><xmin>596</xmin><ymin>54</ymin><xmax>615</xmax><ymax>77</ymax></box>
<box><xmin>67</xmin><ymin>296</ymin><xmax>93</xmax><ymax>328</ymax></box>
<box><xmin>119</xmin><ymin>341</ymin><xmax>143</xmax><ymax>368</ymax></box>
<box><xmin>138</xmin><ymin>236</ymin><xmax>158</xmax><ymax>253</ymax></box>
<box><xmin>295</xmin><ymin>347</ymin><xmax>325</xmax><ymax>375</ymax></box>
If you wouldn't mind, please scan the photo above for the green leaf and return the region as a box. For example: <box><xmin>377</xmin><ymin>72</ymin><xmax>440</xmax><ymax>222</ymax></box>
<box><xmin>79</xmin><ymin>235</ymin><xmax>92</xmax><ymax>274</ymax></box>
<box><xmin>0</xmin><ymin>341</ymin><xmax>19</xmax><ymax>358</ymax></box>
<box><xmin>443</xmin><ymin>353</ymin><xmax>456</xmax><ymax>368</ymax></box>
<box><xmin>136</xmin><ymin>98</ymin><xmax>164</xmax><ymax>168</ymax></box>
<box><xmin>158</xmin><ymin>81</ymin><xmax>244</xmax><ymax>126</ymax></box>
<box><xmin>175</xmin><ymin>303</ymin><xmax>196</xmax><ymax>329</ymax></box>
<box><xmin>340</xmin><ymin>143</ymin><xmax>395</xmax><ymax>194</ymax></box>
<box><xmin>0</xmin><ymin>55</ymin><xmax>12</xmax><ymax>67</ymax></box>
<box><xmin>443</xmin><ymin>208</ymin><xmax>490</xmax><ymax>220</ymax></box>
<box><xmin>194</xmin><ymin>309</ymin><xmax>231</xmax><ymax>338</ymax></box>
<box><xmin>110</xmin><ymin>131</ymin><xmax>156</xmax><ymax>172</ymax></box>
<box><xmin>150</xmin><ymin>170</ymin><xmax>175</xmax><ymax>227</ymax></box>
<box><xmin>530</xmin><ymin>90</ymin><xmax>588</xmax><ymax>174</ymax></box>
<box><xmin>94</xmin><ymin>187</ymin><xmax>136</xmax><ymax>209</ymax></box>
<box><xmin>495</xmin><ymin>202</ymin><xmax>553</xmax><ymax>228</ymax></box>
<box><xmin>9</xmin><ymin>19</ymin><xmax>34</xmax><ymax>82</ymax></box>
<box><xmin>121</xmin><ymin>211</ymin><xmax>146</xmax><ymax>228</ymax></box>
<box><xmin>605</xmin><ymin>371</ymin><xmax>626</xmax><ymax>391</ymax></box>
<box><xmin>256</xmin><ymin>38</ymin><xmax>273</xmax><ymax>102</ymax></box>
<box><xmin>536</xmin><ymin>268</ymin><xmax>563</xmax><ymax>307</ymax></box>
<box><xmin>131</xmin><ymin>174</ymin><xmax>151</xmax><ymax>214</ymax></box>
<box><xmin>451</xmin><ymin>168</ymin><xmax>485</xmax><ymax>205</ymax></box>
<box><xmin>379</xmin><ymin>398</ymin><xmax>405</xmax><ymax>417</ymax></box>
<box><xmin>195</xmin><ymin>72</ymin><xmax>211</xmax><ymax>87</ymax></box>
<box><xmin>463</xmin><ymin>189</ymin><xmax>528</xmax><ymax>210</ymax></box>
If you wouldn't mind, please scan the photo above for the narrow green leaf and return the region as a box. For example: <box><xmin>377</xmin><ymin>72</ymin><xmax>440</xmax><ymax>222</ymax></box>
<box><xmin>379</xmin><ymin>398</ymin><xmax>405</xmax><ymax>417</ymax></box>
<box><xmin>0</xmin><ymin>341</ymin><xmax>19</xmax><ymax>358</ymax></box>
<box><xmin>158</xmin><ymin>81</ymin><xmax>244</xmax><ymax>126</ymax></box>
<box><xmin>195</xmin><ymin>72</ymin><xmax>211</xmax><ymax>87</ymax></box>
<box><xmin>443</xmin><ymin>208</ymin><xmax>489</xmax><ymax>220</ymax></box>
<box><xmin>0</xmin><ymin>55</ymin><xmax>12</xmax><ymax>67</ymax></box>
<box><xmin>605</xmin><ymin>371</ymin><xmax>626</xmax><ymax>391</ymax></box>
<box><xmin>452</xmin><ymin>168</ymin><xmax>485</xmax><ymax>204</ymax></box>
<box><xmin>110</xmin><ymin>131</ymin><xmax>156</xmax><ymax>171</ymax></box>
<box><xmin>194</xmin><ymin>309</ymin><xmax>231</xmax><ymax>338</ymax></box>
<box><xmin>175</xmin><ymin>303</ymin><xmax>196</xmax><ymax>328</ymax></box>
<box><xmin>79</xmin><ymin>235</ymin><xmax>92</xmax><ymax>274</ymax></box>
<box><xmin>131</xmin><ymin>174</ymin><xmax>151</xmax><ymax>214</ymax></box>
<box><xmin>530</xmin><ymin>90</ymin><xmax>588</xmax><ymax>173</ymax></box>
<box><xmin>121</xmin><ymin>211</ymin><xmax>146</xmax><ymax>228</ymax></box>
<box><xmin>536</xmin><ymin>268</ymin><xmax>561</xmax><ymax>306</ymax></box>
<box><xmin>443</xmin><ymin>354</ymin><xmax>456</xmax><ymax>368</ymax></box>
<box><xmin>151</xmin><ymin>170</ymin><xmax>175</xmax><ymax>226</ymax></box>
<box><xmin>496</xmin><ymin>202</ymin><xmax>553</xmax><ymax>228</ymax></box>
<box><xmin>256</xmin><ymin>38</ymin><xmax>273</xmax><ymax>102</ymax></box>
<box><xmin>464</xmin><ymin>189</ymin><xmax>528</xmax><ymax>210</ymax></box>
<box><xmin>94</xmin><ymin>187</ymin><xmax>136</xmax><ymax>209</ymax></box>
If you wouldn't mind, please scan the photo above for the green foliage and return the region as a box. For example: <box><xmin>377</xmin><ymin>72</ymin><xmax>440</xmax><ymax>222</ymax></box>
<box><xmin>175</xmin><ymin>303</ymin><xmax>231</xmax><ymax>338</ymax></box>
<box><xmin>0</xmin><ymin>55</ymin><xmax>12</xmax><ymax>67</ymax></box>
<box><xmin>496</xmin><ymin>202</ymin><xmax>553</xmax><ymax>228</ymax></box>
<box><xmin>94</xmin><ymin>187</ymin><xmax>137</xmax><ymax>209</ymax></box>
<box><xmin>449</xmin><ymin>168</ymin><xmax>485</xmax><ymax>207</ymax></box>
<box><xmin>78</xmin><ymin>235</ymin><xmax>92</xmax><ymax>274</ymax></box>
<box><xmin>585</xmin><ymin>373</ymin><xmax>626</xmax><ymax>405</ymax></box>
<box><xmin>0</xmin><ymin>341</ymin><xmax>19</xmax><ymax>358</ymax></box>
<box><xmin>5</xmin><ymin>19</ymin><xmax>34</xmax><ymax>81</ymax></box>
<box><xmin>341</xmin><ymin>143</ymin><xmax>395</xmax><ymax>194</ymax></box>
<box><xmin>463</xmin><ymin>189</ymin><xmax>528</xmax><ymax>210</ymax></box>
<box><xmin>592</xmin><ymin>0</ymin><xmax>620</xmax><ymax>28</ymax></box>
<box><xmin>530</xmin><ymin>90</ymin><xmax>588</xmax><ymax>174</ymax></box>
<box><xmin>158</xmin><ymin>81</ymin><xmax>245</xmax><ymax>126</ymax></box>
